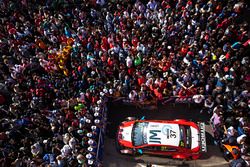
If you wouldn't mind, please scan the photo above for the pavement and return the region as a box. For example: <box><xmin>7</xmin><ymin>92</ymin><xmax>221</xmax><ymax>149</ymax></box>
<box><xmin>103</xmin><ymin>102</ymin><xmax>229</xmax><ymax>167</ymax></box>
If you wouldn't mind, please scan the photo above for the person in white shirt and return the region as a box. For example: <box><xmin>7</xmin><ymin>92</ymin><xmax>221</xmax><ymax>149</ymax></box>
<box><xmin>147</xmin><ymin>0</ymin><xmax>158</xmax><ymax>11</ymax></box>
<box><xmin>129</xmin><ymin>90</ymin><xmax>138</xmax><ymax>102</ymax></box>
<box><xmin>126</xmin><ymin>55</ymin><xmax>133</xmax><ymax>68</ymax></box>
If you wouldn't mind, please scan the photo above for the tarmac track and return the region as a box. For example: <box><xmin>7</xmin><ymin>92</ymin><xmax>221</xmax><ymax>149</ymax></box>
<box><xmin>103</xmin><ymin>102</ymin><xmax>229</xmax><ymax>167</ymax></box>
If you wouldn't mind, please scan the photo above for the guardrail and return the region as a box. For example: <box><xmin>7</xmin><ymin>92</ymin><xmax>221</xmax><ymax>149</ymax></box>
<box><xmin>95</xmin><ymin>99</ymin><xmax>107</xmax><ymax>166</ymax></box>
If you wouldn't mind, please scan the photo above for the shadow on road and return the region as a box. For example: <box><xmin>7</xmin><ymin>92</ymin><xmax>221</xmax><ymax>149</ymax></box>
<box><xmin>105</xmin><ymin>102</ymin><xmax>223</xmax><ymax>163</ymax></box>
<box><xmin>106</xmin><ymin>102</ymin><xmax>209</xmax><ymax>138</ymax></box>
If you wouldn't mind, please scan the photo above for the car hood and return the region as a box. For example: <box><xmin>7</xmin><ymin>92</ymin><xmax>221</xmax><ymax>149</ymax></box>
<box><xmin>121</xmin><ymin>125</ymin><xmax>133</xmax><ymax>142</ymax></box>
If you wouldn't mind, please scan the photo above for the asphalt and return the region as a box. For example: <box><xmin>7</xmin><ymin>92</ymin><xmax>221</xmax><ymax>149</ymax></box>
<box><xmin>103</xmin><ymin>102</ymin><xmax>228</xmax><ymax>167</ymax></box>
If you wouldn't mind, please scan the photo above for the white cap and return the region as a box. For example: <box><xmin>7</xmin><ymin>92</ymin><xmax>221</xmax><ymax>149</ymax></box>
<box><xmin>97</xmin><ymin>100</ymin><xmax>102</xmax><ymax>105</ymax></box>
<box><xmin>237</xmin><ymin>134</ymin><xmax>247</xmax><ymax>144</ymax></box>
<box><xmin>91</xmin><ymin>125</ymin><xmax>97</xmax><ymax>131</ymax></box>
<box><xmin>86</xmin><ymin>119</ymin><xmax>91</xmax><ymax>123</ymax></box>
<box><xmin>94</xmin><ymin>119</ymin><xmax>100</xmax><ymax>124</ymax></box>
<box><xmin>86</xmin><ymin>153</ymin><xmax>93</xmax><ymax>159</ymax></box>
<box><xmin>87</xmin><ymin>133</ymin><xmax>93</xmax><ymax>137</ymax></box>
<box><xmin>88</xmin><ymin>160</ymin><xmax>94</xmax><ymax>165</ymax></box>
<box><xmin>88</xmin><ymin>139</ymin><xmax>94</xmax><ymax>145</ymax></box>
<box><xmin>87</xmin><ymin>146</ymin><xmax>93</xmax><ymax>152</ymax></box>
<box><xmin>94</xmin><ymin>112</ymin><xmax>100</xmax><ymax>117</ymax></box>
<box><xmin>109</xmin><ymin>89</ymin><xmax>113</xmax><ymax>94</ymax></box>
<box><xmin>95</xmin><ymin>107</ymin><xmax>100</xmax><ymax>112</ymax></box>
<box><xmin>103</xmin><ymin>89</ymin><xmax>108</xmax><ymax>93</ymax></box>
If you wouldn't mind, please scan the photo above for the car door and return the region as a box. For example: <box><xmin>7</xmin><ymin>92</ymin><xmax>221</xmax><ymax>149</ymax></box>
<box><xmin>141</xmin><ymin>145</ymin><xmax>178</xmax><ymax>156</ymax></box>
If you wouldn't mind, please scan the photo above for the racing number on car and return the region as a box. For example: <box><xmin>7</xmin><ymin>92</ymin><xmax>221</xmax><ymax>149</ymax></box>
<box><xmin>169</xmin><ymin>130</ymin><xmax>176</xmax><ymax>139</ymax></box>
<box><xmin>162</xmin><ymin>125</ymin><xmax>176</xmax><ymax>139</ymax></box>
<box><xmin>149</xmin><ymin>130</ymin><xmax>161</xmax><ymax>144</ymax></box>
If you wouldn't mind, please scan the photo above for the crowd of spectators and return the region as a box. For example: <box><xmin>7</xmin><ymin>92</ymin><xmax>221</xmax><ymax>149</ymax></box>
<box><xmin>0</xmin><ymin>0</ymin><xmax>249</xmax><ymax>166</ymax></box>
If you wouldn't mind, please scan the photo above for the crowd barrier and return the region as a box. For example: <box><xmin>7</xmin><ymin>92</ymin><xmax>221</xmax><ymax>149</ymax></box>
<box><xmin>94</xmin><ymin>97</ymin><xmax>108</xmax><ymax>166</ymax></box>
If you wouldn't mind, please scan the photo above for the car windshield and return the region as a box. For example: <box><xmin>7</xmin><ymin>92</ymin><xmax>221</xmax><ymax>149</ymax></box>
<box><xmin>179</xmin><ymin>125</ymin><xmax>191</xmax><ymax>149</ymax></box>
<box><xmin>132</xmin><ymin>122</ymin><xmax>149</xmax><ymax>146</ymax></box>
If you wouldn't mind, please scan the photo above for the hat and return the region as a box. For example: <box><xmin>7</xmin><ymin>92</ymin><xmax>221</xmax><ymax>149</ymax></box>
<box><xmin>187</xmin><ymin>51</ymin><xmax>193</xmax><ymax>56</ymax></box>
<box><xmin>163</xmin><ymin>72</ymin><xmax>168</xmax><ymax>78</ymax></box>
<box><xmin>237</xmin><ymin>134</ymin><xmax>247</xmax><ymax>144</ymax></box>
<box><xmin>224</xmin><ymin>67</ymin><xmax>229</xmax><ymax>72</ymax></box>
<box><xmin>61</xmin><ymin>145</ymin><xmax>71</xmax><ymax>155</ymax></box>
<box><xmin>103</xmin><ymin>88</ymin><xmax>108</xmax><ymax>93</ymax></box>
<box><xmin>91</xmin><ymin>125</ymin><xmax>97</xmax><ymax>131</ymax></box>
<box><xmin>95</xmin><ymin>107</ymin><xmax>100</xmax><ymax>112</ymax></box>
<box><xmin>86</xmin><ymin>119</ymin><xmax>91</xmax><ymax>123</ymax></box>
<box><xmin>86</xmin><ymin>153</ymin><xmax>93</xmax><ymax>159</ymax></box>
<box><xmin>94</xmin><ymin>112</ymin><xmax>100</xmax><ymax>117</ymax></box>
<box><xmin>88</xmin><ymin>139</ymin><xmax>95</xmax><ymax>145</ymax></box>
<box><xmin>94</xmin><ymin>119</ymin><xmax>100</xmax><ymax>124</ymax></box>
<box><xmin>97</xmin><ymin>100</ymin><xmax>102</xmax><ymax>105</ymax></box>
<box><xmin>219</xmin><ymin>55</ymin><xmax>226</xmax><ymax>62</ymax></box>
<box><xmin>91</xmin><ymin>71</ymin><xmax>95</xmax><ymax>76</ymax></box>
<box><xmin>77</xmin><ymin>130</ymin><xmax>84</xmax><ymax>135</ymax></box>
<box><xmin>87</xmin><ymin>133</ymin><xmax>93</xmax><ymax>138</ymax></box>
<box><xmin>68</xmin><ymin>127</ymin><xmax>73</xmax><ymax>132</ymax></box>
<box><xmin>88</xmin><ymin>160</ymin><xmax>94</xmax><ymax>165</ymax></box>
<box><xmin>80</xmin><ymin>118</ymin><xmax>85</xmax><ymax>124</ymax></box>
<box><xmin>109</xmin><ymin>89</ymin><xmax>113</xmax><ymax>94</ymax></box>
<box><xmin>87</xmin><ymin>146</ymin><xmax>94</xmax><ymax>152</ymax></box>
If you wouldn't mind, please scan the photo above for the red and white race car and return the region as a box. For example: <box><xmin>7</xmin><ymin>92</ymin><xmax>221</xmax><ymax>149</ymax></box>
<box><xmin>116</xmin><ymin>117</ymin><xmax>207</xmax><ymax>160</ymax></box>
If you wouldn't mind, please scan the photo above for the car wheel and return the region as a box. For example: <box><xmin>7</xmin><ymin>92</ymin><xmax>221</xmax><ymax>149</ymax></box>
<box><xmin>125</xmin><ymin>117</ymin><xmax>136</xmax><ymax>121</ymax></box>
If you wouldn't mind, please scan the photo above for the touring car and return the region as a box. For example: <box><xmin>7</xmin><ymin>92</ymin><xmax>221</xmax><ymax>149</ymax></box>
<box><xmin>116</xmin><ymin>117</ymin><xmax>207</xmax><ymax>160</ymax></box>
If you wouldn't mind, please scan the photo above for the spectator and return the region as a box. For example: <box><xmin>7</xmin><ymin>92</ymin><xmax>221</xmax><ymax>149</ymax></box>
<box><xmin>0</xmin><ymin>0</ymin><xmax>249</xmax><ymax>166</ymax></box>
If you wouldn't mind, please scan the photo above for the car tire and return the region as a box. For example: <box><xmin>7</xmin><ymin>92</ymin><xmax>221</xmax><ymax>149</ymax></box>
<box><xmin>125</xmin><ymin>117</ymin><xmax>136</xmax><ymax>121</ymax></box>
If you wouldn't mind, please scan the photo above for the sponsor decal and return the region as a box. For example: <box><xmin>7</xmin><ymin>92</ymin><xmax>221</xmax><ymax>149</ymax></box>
<box><xmin>199</xmin><ymin>122</ymin><xmax>207</xmax><ymax>152</ymax></box>
<box><xmin>162</xmin><ymin>125</ymin><xmax>176</xmax><ymax>139</ymax></box>
<box><xmin>149</xmin><ymin>130</ymin><xmax>161</xmax><ymax>144</ymax></box>
<box><xmin>150</xmin><ymin>124</ymin><xmax>160</xmax><ymax>128</ymax></box>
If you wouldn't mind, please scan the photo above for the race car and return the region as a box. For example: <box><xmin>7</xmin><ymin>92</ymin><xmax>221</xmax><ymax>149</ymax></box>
<box><xmin>116</xmin><ymin>117</ymin><xmax>207</xmax><ymax>160</ymax></box>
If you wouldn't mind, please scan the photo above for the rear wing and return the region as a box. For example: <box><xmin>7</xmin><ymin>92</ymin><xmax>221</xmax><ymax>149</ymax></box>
<box><xmin>198</xmin><ymin>122</ymin><xmax>207</xmax><ymax>152</ymax></box>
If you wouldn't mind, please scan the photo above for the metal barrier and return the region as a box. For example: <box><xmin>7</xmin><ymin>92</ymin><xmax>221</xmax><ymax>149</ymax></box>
<box><xmin>95</xmin><ymin>101</ymin><xmax>107</xmax><ymax>165</ymax></box>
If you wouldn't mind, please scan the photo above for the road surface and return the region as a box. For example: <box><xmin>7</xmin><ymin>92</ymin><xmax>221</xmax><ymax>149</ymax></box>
<box><xmin>103</xmin><ymin>102</ymin><xmax>229</xmax><ymax>167</ymax></box>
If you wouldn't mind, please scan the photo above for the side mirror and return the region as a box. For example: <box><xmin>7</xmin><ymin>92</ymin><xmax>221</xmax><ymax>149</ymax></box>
<box><xmin>138</xmin><ymin>149</ymin><xmax>143</xmax><ymax>154</ymax></box>
<box><xmin>140</xmin><ymin>116</ymin><xmax>145</xmax><ymax>120</ymax></box>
